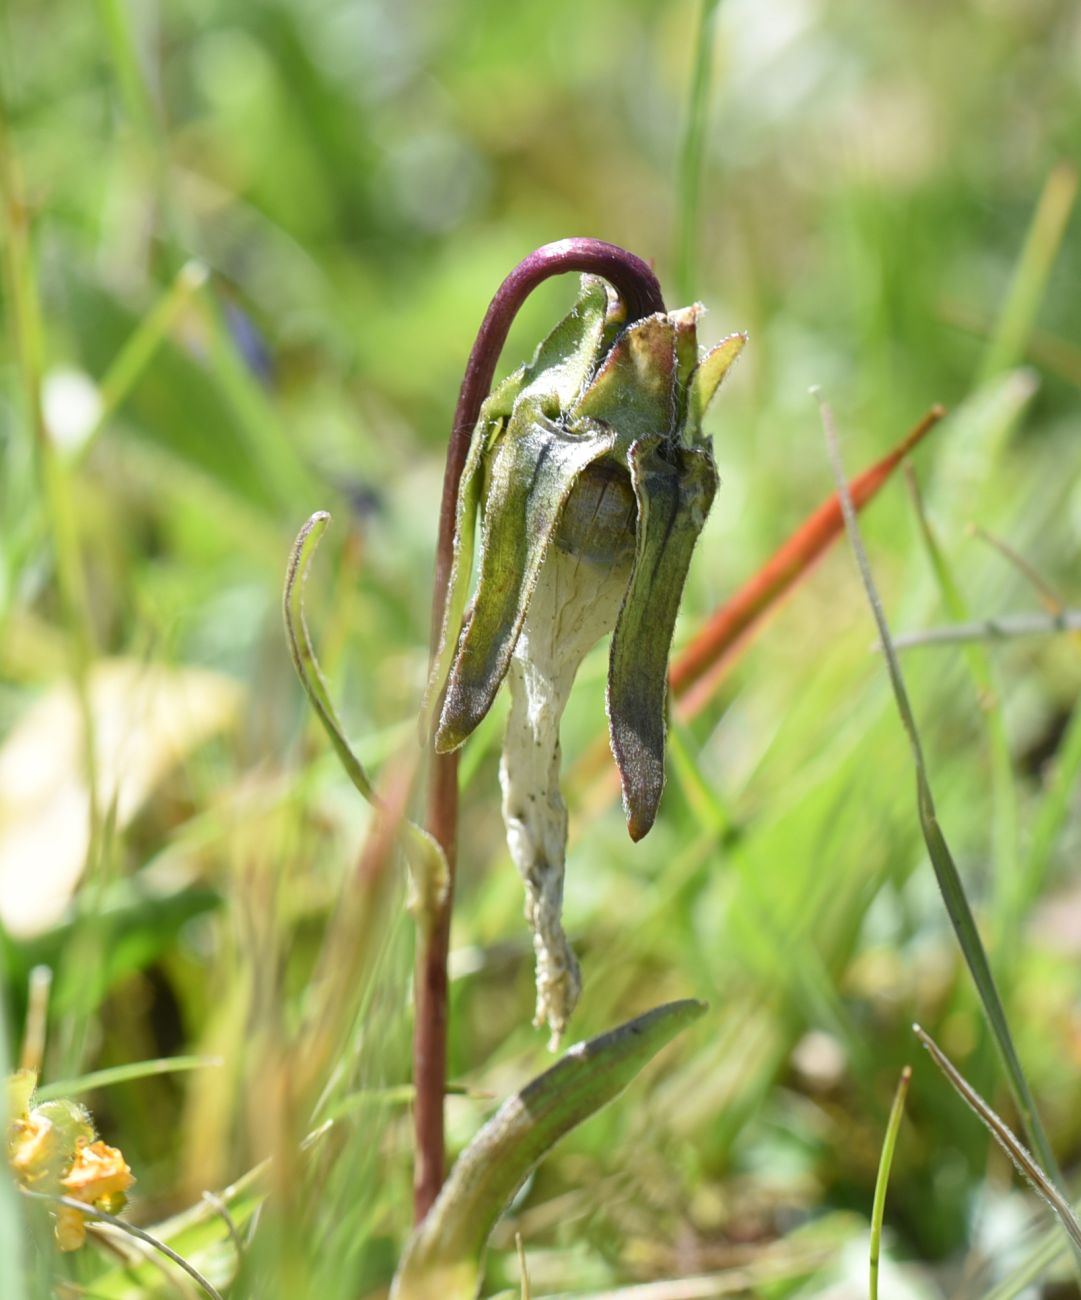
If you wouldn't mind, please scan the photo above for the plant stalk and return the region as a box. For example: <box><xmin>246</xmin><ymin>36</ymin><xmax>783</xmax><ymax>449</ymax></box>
<box><xmin>414</xmin><ymin>238</ymin><xmax>665</xmax><ymax>1223</ymax></box>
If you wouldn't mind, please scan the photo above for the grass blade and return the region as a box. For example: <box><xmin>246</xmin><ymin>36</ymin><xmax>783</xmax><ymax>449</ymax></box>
<box><xmin>869</xmin><ymin>1066</ymin><xmax>910</xmax><ymax>1300</ymax></box>
<box><xmin>283</xmin><ymin>512</ymin><xmax>448</xmax><ymax>924</ymax></box>
<box><xmin>391</xmin><ymin>999</ymin><xmax>706</xmax><ymax>1300</ymax></box>
<box><xmin>284</xmin><ymin>511</ymin><xmax>377</xmax><ymax>802</ymax></box>
<box><xmin>904</xmin><ymin>467</ymin><xmax>1020</xmax><ymax>946</ymax></box>
<box><xmin>73</xmin><ymin>261</ymin><xmax>210</xmax><ymax>466</ymax></box>
<box><xmin>35</xmin><ymin>1055</ymin><xmax>222</xmax><ymax>1102</ymax></box>
<box><xmin>816</xmin><ymin>391</ymin><xmax>1071</xmax><ymax>1218</ymax></box>
<box><xmin>675</xmin><ymin>0</ymin><xmax>723</xmax><ymax>303</ymax></box>
<box><xmin>914</xmin><ymin>1024</ymin><xmax>1081</xmax><ymax>1257</ymax></box>
<box><xmin>980</xmin><ymin>162</ymin><xmax>1078</xmax><ymax>383</ymax></box>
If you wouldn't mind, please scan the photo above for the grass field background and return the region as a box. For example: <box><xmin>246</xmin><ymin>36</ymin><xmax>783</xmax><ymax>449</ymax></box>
<box><xmin>3</xmin><ymin>1</ymin><xmax>1081</xmax><ymax>1295</ymax></box>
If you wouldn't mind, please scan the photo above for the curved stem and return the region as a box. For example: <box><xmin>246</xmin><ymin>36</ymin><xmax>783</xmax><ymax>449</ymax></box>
<box><xmin>414</xmin><ymin>239</ymin><xmax>666</xmax><ymax>1223</ymax></box>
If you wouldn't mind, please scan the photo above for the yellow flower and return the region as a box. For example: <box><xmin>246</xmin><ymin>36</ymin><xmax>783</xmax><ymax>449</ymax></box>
<box><xmin>6</xmin><ymin>1073</ymin><xmax>135</xmax><ymax>1252</ymax></box>
<box><xmin>55</xmin><ymin>1138</ymin><xmax>135</xmax><ymax>1252</ymax></box>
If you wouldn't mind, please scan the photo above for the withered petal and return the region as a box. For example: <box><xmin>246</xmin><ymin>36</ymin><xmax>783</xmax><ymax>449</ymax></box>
<box><xmin>436</xmin><ymin>402</ymin><xmax>615</xmax><ymax>751</ymax></box>
<box><xmin>607</xmin><ymin>438</ymin><xmax>718</xmax><ymax>840</ymax></box>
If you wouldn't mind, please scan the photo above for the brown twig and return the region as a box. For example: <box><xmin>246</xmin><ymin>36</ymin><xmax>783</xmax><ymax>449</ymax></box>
<box><xmin>415</xmin><ymin>239</ymin><xmax>665</xmax><ymax>1223</ymax></box>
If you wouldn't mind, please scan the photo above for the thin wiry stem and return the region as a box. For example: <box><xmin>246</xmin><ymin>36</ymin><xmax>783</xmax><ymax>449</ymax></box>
<box><xmin>416</xmin><ymin>239</ymin><xmax>665</xmax><ymax>1223</ymax></box>
<box><xmin>915</xmin><ymin>1025</ymin><xmax>1081</xmax><ymax>1258</ymax></box>
<box><xmin>19</xmin><ymin>1190</ymin><xmax>225</xmax><ymax>1300</ymax></box>
<box><xmin>887</xmin><ymin>609</ymin><xmax>1081</xmax><ymax>650</ymax></box>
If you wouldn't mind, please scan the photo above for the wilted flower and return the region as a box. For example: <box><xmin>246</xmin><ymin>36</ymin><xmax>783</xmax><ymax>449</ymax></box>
<box><xmin>55</xmin><ymin>1137</ymin><xmax>135</xmax><ymax>1251</ymax></box>
<box><xmin>6</xmin><ymin>1071</ymin><xmax>135</xmax><ymax>1252</ymax></box>
<box><xmin>428</xmin><ymin>275</ymin><xmax>743</xmax><ymax>1042</ymax></box>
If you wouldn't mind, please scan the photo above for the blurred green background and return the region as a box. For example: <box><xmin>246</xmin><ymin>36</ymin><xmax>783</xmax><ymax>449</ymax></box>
<box><xmin>3</xmin><ymin>0</ymin><xmax>1081</xmax><ymax>1295</ymax></box>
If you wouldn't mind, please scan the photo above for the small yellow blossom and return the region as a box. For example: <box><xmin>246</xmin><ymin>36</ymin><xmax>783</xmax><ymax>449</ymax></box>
<box><xmin>55</xmin><ymin>1139</ymin><xmax>135</xmax><ymax>1251</ymax></box>
<box><xmin>6</xmin><ymin>1072</ymin><xmax>135</xmax><ymax>1252</ymax></box>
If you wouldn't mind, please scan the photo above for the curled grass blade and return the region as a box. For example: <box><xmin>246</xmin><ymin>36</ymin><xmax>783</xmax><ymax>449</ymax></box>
<box><xmin>816</xmin><ymin>390</ymin><xmax>1069</xmax><ymax>1212</ymax></box>
<box><xmin>283</xmin><ymin>512</ymin><xmax>448</xmax><ymax>924</ymax></box>
<box><xmin>285</xmin><ymin>511</ymin><xmax>377</xmax><ymax>802</ymax></box>
<box><xmin>391</xmin><ymin>999</ymin><xmax>705</xmax><ymax>1300</ymax></box>
<box><xmin>869</xmin><ymin>1065</ymin><xmax>910</xmax><ymax>1300</ymax></box>
<box><xmin>914</xmin><ymin>1024</ymin><xmax>1081</xmax><ymax>1257</ymax></box>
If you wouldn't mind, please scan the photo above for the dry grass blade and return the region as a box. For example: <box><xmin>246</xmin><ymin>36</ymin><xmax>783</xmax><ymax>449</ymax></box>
<box><xmin>914</xmin><ymin>1024</ymin><xmax>1081</xmax><ymax>1257</ymax></box>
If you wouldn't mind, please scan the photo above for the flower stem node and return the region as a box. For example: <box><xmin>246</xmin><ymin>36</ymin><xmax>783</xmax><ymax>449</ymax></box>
<box><xmin>429</xmin><ymin>276</ymin><xmax>744</xmax><ymax>1042</ymax></box>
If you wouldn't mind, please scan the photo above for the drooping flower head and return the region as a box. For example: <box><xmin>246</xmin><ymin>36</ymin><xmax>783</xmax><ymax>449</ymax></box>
<box><xmin>426</xmin><ymin>274</ymin><xmax>743</xmax><ymax>1043</ymax></box>
<box><xmin>431</xmin><ymin>275</ymin><xmax>743</xmax><ymax>839</ymax></box>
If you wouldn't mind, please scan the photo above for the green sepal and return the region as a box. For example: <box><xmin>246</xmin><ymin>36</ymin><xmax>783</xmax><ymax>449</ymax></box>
<box><xmin>607</xmin><ymin>438</ymin><xmax>718</xmax><ymax>840</ymax></box>
<box><xmin>672</xmin><ymin>305</ymin><xmax>702</xmax><ymax>432</ymax></box>
<box><xmin>435</xmin><ymin>402</ymin><xmax>615</xmax><ymax>751</ymax></box>
<box><xmin>572</xmin><ymin>313</ymin><xmax>677</xmax><ymax>446</ymax></box>
<box><xmin>688</xmin><ymin>332</ymin><xmax>746</xmax><ymax>430</ymax></box>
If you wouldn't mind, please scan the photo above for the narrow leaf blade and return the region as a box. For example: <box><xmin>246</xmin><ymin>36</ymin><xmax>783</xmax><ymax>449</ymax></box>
<box><xmin>392</xmin><ymin>999</ymin><xmax>705</xmax><ymax>1300</ymax></box>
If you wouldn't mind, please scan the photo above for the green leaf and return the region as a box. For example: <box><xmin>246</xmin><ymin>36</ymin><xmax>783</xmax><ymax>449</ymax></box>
<box><xmin>608</xmin><ymin>439</ymin><xmax>718</xmax><ymax>840</ymax></box>
<box><xmin>391</xmin><ymin>999</ymin><xmax>705</xmax><ymax>1300</ymax></box>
